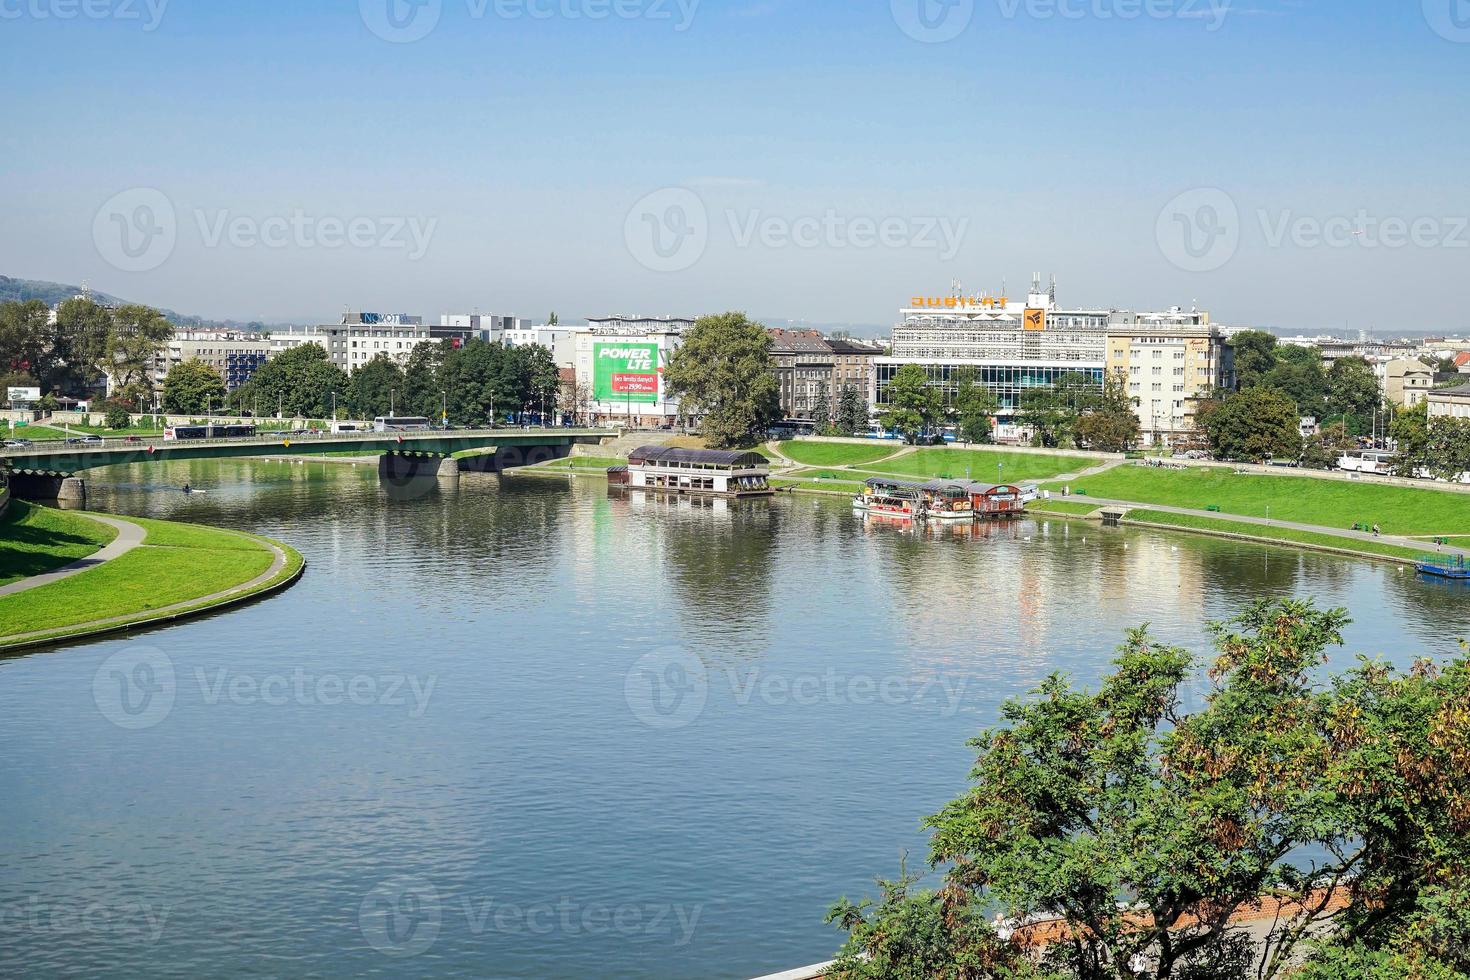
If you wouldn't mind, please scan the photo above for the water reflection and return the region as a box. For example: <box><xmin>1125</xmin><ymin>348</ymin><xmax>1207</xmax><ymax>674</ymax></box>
<box><xmin>0</xmin><ymin>459</ymin><xmax>1464</xmax><ymax>980</ymax></box>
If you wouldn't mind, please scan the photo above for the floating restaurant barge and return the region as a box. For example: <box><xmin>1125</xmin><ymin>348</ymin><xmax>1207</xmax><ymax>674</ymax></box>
<box><xmin>611</xmin><ymin>446</ymin><xmax>774</xmax><ymax>497</ymax></box>
<box><xmin>1416</xmin><ymin>554</ymin><xmax>1470</xmax><ymax>580</ymax></box>
<box><xmin>854</xmin><ymin>477</ymin><xmax>1024</xmax><ymax>521</ymax></box>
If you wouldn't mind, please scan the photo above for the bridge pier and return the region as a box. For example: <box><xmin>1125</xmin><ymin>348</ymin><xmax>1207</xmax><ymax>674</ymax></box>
<box><xmin>9</xmin><ymin>473</ymin><xmax>86</xmax><ymax>507</ymax></box>
<box><xmin>378</xmin><ymin>453</ymin><xmax>459</xmax><ymax>481</ymax></box>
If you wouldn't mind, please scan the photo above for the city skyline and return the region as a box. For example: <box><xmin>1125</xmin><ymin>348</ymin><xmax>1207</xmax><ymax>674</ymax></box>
<box><xmin>3</xmin><ymin>1</ymin><xmax>1468</xmax><ymax>331</ymax></box>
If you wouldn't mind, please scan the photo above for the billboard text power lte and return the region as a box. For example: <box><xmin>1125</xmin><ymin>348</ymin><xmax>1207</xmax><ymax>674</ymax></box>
<box><xmin>594</xmin><ymin>342</ymin><xmax>660</xmax><ymax>404</ymax></box>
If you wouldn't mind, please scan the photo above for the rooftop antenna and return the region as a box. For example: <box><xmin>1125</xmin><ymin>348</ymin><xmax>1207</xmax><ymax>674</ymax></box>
<box><xmin>1048</xmin><ymin>274</ymin><xmax>1057</xmax><ymax>305</ymax></box>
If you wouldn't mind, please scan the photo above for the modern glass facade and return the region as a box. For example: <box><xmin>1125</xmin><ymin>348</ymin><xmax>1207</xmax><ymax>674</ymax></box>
<box><xmin>875</xmin><ymin>361</ymin><xmax>1105</xmax><ymax>415</ymax></box>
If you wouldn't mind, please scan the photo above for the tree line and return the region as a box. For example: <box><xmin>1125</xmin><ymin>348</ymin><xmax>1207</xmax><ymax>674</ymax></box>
<box><xmin>1</xmin><ymin>297</ymin><xmax>171</xmax><ymax>409</ymax></box>
<box><xmin>223</xmin><ymin>339</ymin><xmax>562</xmax><ymax>423</ymax></box>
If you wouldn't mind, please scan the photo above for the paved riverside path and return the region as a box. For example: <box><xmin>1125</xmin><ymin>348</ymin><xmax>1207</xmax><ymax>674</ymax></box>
<box><xmin>1070</xmin><ymin>496</ymin><xmax>1470</xmax><ymax>559</ymax></box>
<box><xmin>0</xmin><ymin>534</ymin><xmax>293</xmax><ymax>647</ymax></box>
<box><xmin>0</xmin><ymin>514</ymin><xmax>146</xmax><ymax>598</ymax></box>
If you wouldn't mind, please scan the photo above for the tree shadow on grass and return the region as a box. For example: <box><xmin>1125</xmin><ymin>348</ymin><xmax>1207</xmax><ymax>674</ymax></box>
<box><xmin>0</xmin><ymin>517</ymin><xmax>113</xmax><ymax>583</ymax></box>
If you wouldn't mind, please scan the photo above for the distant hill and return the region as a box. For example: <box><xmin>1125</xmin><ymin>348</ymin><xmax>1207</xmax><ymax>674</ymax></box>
<box><xmin>0</xmin><ymin>275</ymin><xmax>280</xmax><ymax>331</ymax></box>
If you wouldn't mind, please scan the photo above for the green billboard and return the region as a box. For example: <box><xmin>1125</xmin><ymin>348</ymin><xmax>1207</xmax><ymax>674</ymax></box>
<box><xmin>594</xmin><ymin>342</ymin><xmax>660</xmax><ymax>404</ymax></box>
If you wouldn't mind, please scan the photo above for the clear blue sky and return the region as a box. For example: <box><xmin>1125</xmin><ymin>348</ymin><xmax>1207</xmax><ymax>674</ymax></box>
<box><xmin>3</xmin><ymin>0</ymin><xmax>1467</xmax><ymax>333</ymax></box>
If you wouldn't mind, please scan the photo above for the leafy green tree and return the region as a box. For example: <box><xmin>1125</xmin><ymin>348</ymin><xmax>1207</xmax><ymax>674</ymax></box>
<box><xmin>235</xmin><ymin>343</ymin><xmax>346</xmax><ymax>418</ymax></box>
<box><xmin>0</xmin><ymin>300</ymin><xmax>54</xmax><ymax>388</ymax></box>
<box><xmin>831</xmin><ymin>604</ymin><xmax>1470</xmax><ymax>980</ymax></box>
<box><xmin>811</xmin><ymin>380</ymin><xmax>832</xmax><ymax>432</ymax></box>
<box><xmin>1018</xmin><ymin>372</ymin><xmax>1097</xmax><ymax>448</ymax></box>
<box><xmin>1200</xmin><ymin>386</ymin><xmax>1302</xmax><ymax>461</ymax></box>
<box><xmin>1262</xmin><ymin>345</ymin><xmax>1329</xmax><ymax>419</ymax></box>
<box><xmin>1073</xmin><ymin>374</ymin><xmax>1139</xmax><ymax>451</ymax></box>
<box><xmin>836</xmin><ymin>383</ymin><xmax>868</xmax><ymax>437</ymax></box>
<box><xmin>403</xmin><ymin>341</ymin><xmax>450</xmax><ymax>419</ymax></box>
<box><xmin>1389</xmin><ymin>401</ymin><xmax>1430</xmax><ymax>477</ymax></box>
<box><xmin>106</xmin><ymin>304</ymin><xmax>173</xmax><ymax>395</ymax></box>
<box><xmin>1229</xmin><ymin>330</ymin><xmax>1279</xmax><ymax>390</ymax></box>
<box><xmin>346</xmin><ymin>355</ymin><xmax>405</xmax><ymax>421</ymax></box>
<box><xmin>881</xmin><ymin>364</ymin><xmax>942</xmax><ymax>444</ymax></box>
<box><xmin>1326</xmin><ymin>356</ymin><xmax>1382</xmax><ymax>434</ymax></box>
<box><xmin>161</xmin><ymin>359</ymin><xmax>227</xmax><ymax>414</ymax></box>
<box><xmin>517</xmin><ymin>343</ymin><xmax>562</xmax><ymax>420</ymax></box>
<box><xmin>663</xmin><ymin>311</ymin><xmax>781</xmax><ymax>448</ymax></box>
<box><xmin>1426</xmin><ymin>416</ymin><xmax>1470</xmax><ymax>482</ymax></box>
<box><xmin>951</xmin><ymin>368</ymin><xmax>999</xmax><ymax>444</ymax></box>
<box><xmin>51</xmin><ymin>297</ymin><xmax>114</xmax><ymax>392</ymax></box>
<box><xmin>104</xmin><ymin>405</ymin><xmax>132</xmax><ymax>430</ymax></box>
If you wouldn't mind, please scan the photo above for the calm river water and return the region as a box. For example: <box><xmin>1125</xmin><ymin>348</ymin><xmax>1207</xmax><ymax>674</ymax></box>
<box><xmin>1</xmin><ymin>458</ymin><xmax>1465</xmax><ymax>978</ymax></box>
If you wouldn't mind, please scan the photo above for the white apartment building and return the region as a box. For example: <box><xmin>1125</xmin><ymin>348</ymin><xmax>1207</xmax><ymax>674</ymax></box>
<box><xmin>1105</xmin><ymin>309</ymin><xmax>1233</xmax><ymax>446</ymax></box>
<box><xmin>1428</xmin><ymin>382</ymin><xmax>1470</xmax><ymax>419</ymax></box>
<box><xmin>435</xmin><ymin>313</ymin><xmax>527</xmax><ymax>344</ymax></box>
<box><xmin>506</xmin><ymin>325</ymin><xmax>575</xmax><ymax>367</ymax></box>
<box><xmin>151</xmin><ymin>331</ymin><xmax>275</xmax><ymax>391</ymax></box>
<box><xmin>271</xmin><ymin>312</ymin><xmax>430</xmax><ymax>373</ymax></box>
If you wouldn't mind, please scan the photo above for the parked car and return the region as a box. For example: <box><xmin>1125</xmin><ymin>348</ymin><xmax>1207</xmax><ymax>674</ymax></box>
<box><xmin>3</xmin><ymin>438</ymin><xmax>33</xmax><ymax>448</ymax></box>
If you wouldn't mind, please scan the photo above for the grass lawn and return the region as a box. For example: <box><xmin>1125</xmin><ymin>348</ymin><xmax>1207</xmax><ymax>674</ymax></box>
<box><xmin>0</xmin><ymin>518</ymin><xmax>283</xmax><ymax>640</ymax></box>
<box><xmin>1049</xmin><ymin>466</ymin><xmax>1470</xmax><ymax>536</ymax></box>
<box><xmin>0</xmin><ymin>501</ymin><xmax>119</xmax><ymax>586</ymax></box>
<box><xmin>1124</xmin><ymin>509</ymin><xmax>1427</xmax><ymax>562</ymax></box>
<box><xmin>532</xmin><ymin>456</ymin><xmax>625</xmax><ymax>471</ymax></box>
<box><xmin>856</xmin><ymin>447</ymin><xmax>1089</xmax><ymax>483</ymax></box>
<box><xmin>1026</xmin><ymin>500</ymin><xmax>1104</xmax><ymax>517</ymax></box>
<box><xmin>772</xmin><ymin>441</ymin><xmax>901</xmax><ymax>467</ymax></box>
<box><xmin>772</xmin><ymin>477</ymin><xmax>865</xmax><ymax>494</ymax></box>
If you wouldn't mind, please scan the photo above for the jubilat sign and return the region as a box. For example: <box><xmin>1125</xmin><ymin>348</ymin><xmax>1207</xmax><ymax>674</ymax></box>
<box><xmin>910</xmin><ymin>295</ymin><xmax>1010</xmax><ymax>310</ymax></box>
<box><xmin>594</xmin><ymin>342</ymin><xmax>660</xmax><ymax>404</ymax></box>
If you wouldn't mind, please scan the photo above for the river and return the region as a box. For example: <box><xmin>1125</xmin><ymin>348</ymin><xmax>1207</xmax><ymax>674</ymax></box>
<box><xmin>0</xmin><ymin>458</ymin><xmax>1464</xmax><ymax>978</ymax></box>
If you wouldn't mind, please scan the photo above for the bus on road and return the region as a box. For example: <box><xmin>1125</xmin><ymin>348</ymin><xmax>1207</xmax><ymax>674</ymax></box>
<box><xmin>373</xmin><ymin>416</ymin><xmax>432</xmax><ymax>432</ymax></box>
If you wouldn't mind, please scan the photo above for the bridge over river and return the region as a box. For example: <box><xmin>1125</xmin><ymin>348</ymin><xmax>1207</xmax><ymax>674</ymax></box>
<box><xmin>1</xmin><ymin>428</ymin><xmax>615</xmax><ymax>504</ymax></box>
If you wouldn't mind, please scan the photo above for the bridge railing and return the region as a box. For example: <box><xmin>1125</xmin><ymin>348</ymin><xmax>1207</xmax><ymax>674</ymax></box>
<box><xmin>2</xmin><ymin>428</ymin><xmax>615</xmax><ymax>457</ymax></box>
